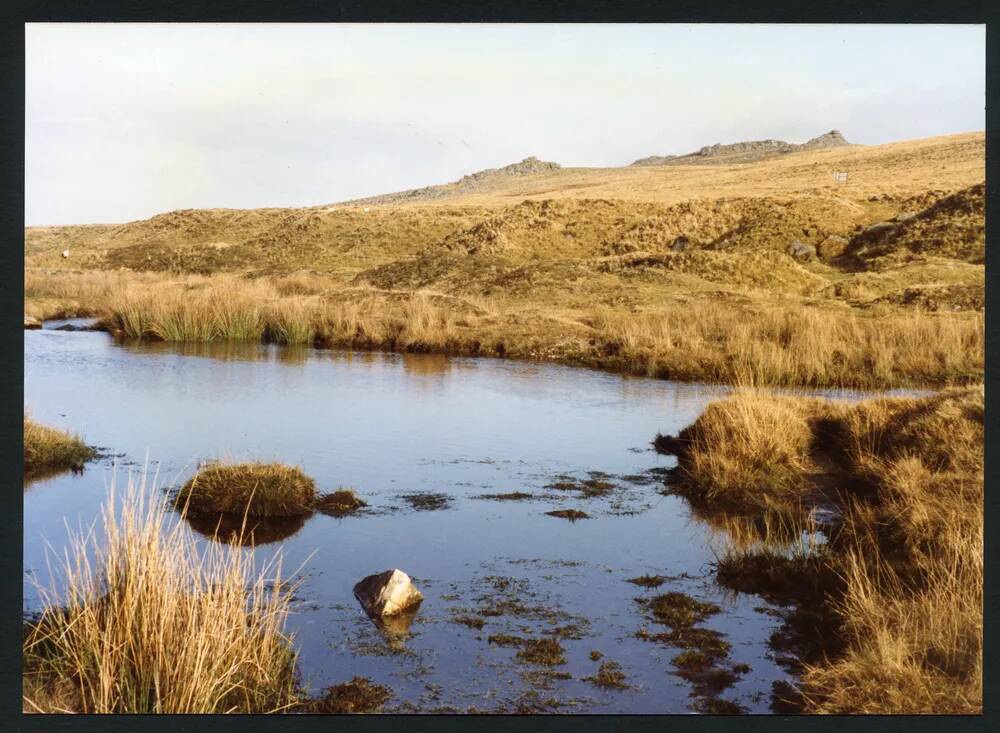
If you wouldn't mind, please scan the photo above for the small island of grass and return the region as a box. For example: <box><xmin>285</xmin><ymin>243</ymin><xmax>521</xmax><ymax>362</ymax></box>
<box><xmin>177</xmin><ymin>461</ymin><xmax>317</xmax><ymax>517</ymax></box>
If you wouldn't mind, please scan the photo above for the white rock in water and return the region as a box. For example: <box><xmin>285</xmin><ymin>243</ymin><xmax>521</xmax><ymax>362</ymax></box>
<box><xmin>353</xmin><ymin>569</ymin><xmax>423</xmax><ymax>618</ymax></box>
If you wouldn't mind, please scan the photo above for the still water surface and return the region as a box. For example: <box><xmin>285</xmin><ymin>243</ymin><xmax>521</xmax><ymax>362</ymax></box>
<box><xmin>24</xmin><ymin>326</ymin><xmax>898</xmax><ymax>713</ymax></box>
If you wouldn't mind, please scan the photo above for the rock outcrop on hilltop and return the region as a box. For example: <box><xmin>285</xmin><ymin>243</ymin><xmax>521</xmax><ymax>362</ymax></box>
<box><xmin>344</xmin><ymin>157</ymin><xmax>562</xmax><ymax>206</ymax></box>
<box><xmin>457</xmin><ymin>156</ymin><xmax>561</xmax><ymax>187</ymax></box>
<box><xmin>631</xmin><ymin>130</ymin><xmax>851</xmax><ymax>166</ymax></box>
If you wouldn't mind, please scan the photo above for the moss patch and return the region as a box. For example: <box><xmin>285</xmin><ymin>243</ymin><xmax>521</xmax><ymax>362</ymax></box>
<box><xmin>626</xmin><ymin>574</ymin><xmax>668</xmax><ymax>588</ymax></box>
<box><xmin>452</xmin><ymin>615</ymin><xmax>486</xmax><ymax>630</ymax></box>
<box><xmin>399</xmin><ymin>492</ymin><xmax>452</xmax><ymax>511</ymax></box>
<box><xmin>516</xmin><ymin>638</ymin><xmax>566</xmax><ymax>666</ymax></box>
<box><xmin>475</xmin><ymin>491</ymin><xmax>534</xmax><ymax>501</ymax></box>
<box><xmin>584</xmin><ymin>660</ymin><xmax>628</xmax><ymax>689</ymax></box>
<box><xmin>487</xmin><ymin>633</ymin><xmax>525</xmax><ymax>647</ymax></box>
<box><xmin>314</xmin><ymin>489</ymin><xmax>367</xmax><ymax>517</ymax></box>
<box><xmin>309</xmin><ymin>677</ymin><xmax>392</xmax><ymax>714</ymax></box>
<box><xmin>545</xmin><ymin>509</ymin><xmax>590</xmax><ymax>521</ymax></box>
<box><xmin>642</xmin><ymin>592</ymin><xmax>721</xmax><ymax>628</ymax></box>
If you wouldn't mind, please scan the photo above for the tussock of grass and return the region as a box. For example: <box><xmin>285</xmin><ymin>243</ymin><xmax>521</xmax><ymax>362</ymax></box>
<box><xmin>22</xmin><ymin>476</ymin><xmax>300</xmax><ymax>713</ymax></box>
<box><xmin>24</xmin><ymin>417</ymin><xmax>95</xmax><ymax>477</ymax></box>
<box><xmin>668</xmin><ymin>392</ymin><xmax>820</xmax><ymax>510</ymax></box>
<box><xmin>177</xmin><ymin>462</ymin><xmax>317</xmax><ymax>518</ymax></box>
<box><xmin>670</xmin><ymin>386</ymin><xmax>983</xmax><ymax>713</ymax></box>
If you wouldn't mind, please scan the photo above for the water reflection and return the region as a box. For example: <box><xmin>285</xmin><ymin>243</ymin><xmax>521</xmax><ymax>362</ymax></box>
<box><xmin>118</xmin><ymin>338</ymin><xmax>271</xmax><ymax>363</ymax></box>
<box><xmin>24</xmin><ymin>463</ymin><xmax>90</xmax><ymax>490</ymax></box>
<box><xmin>696</xmin><ymin>505</ymin><xmax>826</xmax><ymax>555</ymax></box>
<box><xmin>401</xmin><ymin>352</ymin><xmax>451</xmax><ymax>378</ymax></box>
<box><xmin>367</xmin><ymin>604</ymin><xmax>422</xmax><ymax>651</ymax></box>
<box><xmin>183</xmin><ymin>511</ymin><xmax>308</xmax><ymax>546</ymax></box>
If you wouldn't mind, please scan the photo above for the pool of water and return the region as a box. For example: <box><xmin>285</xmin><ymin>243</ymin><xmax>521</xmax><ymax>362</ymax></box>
<box><xmin>23</xmin><ymin>327</ymin><xmax>905</xmax><ymax>713</ymax></box>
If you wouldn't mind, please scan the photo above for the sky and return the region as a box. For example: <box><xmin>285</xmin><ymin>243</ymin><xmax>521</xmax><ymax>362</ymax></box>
<box><xmin>25</xmin><ymin>23</ymin><xmax>985</xmax><ymax>226</ymax></box>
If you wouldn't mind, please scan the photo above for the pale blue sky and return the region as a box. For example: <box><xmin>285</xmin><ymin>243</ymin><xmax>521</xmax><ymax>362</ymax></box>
<box><xmin>26</xmin><ymin>23</ymin><xmax>985</xmax><ymax>225</ymax></box>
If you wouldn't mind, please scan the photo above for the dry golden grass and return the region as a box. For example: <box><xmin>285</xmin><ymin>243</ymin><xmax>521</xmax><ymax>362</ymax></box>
<box><xmin>177</xmin><ymin>461</ymin><xmax>317</xmax><ymax>517</ymax></box>
<box><xmin>668</xmin><ymin>387</ymin><xmax>983</xmax><ymax>714</ymax></box>
<box><xmin>24</xmin><ymin>416</ymin><xmax>95</xmax><ymax>477</ymax></box>
<box><xmin>20</xmin><ymin>267</ymin><xmax>979</xmax><ymax>389</ymax></box>
<box><xmin>667</xmin><ymin>393</ymin><xmax>817</xmax><ymax>510</ymax></box>
<box><xmin>101</xmin><ymin>277</ymin><xmax>468</xmax><ymax>354</ymax></box>
<box><xmin>23</xmin><ymin>475</ymin><xmax>301</xmax><ymax>713</ymax></box>
<box><xmin>588</xmin><ymin>304</ymin><xmax>982</xmax><ymax>388</ymax></box>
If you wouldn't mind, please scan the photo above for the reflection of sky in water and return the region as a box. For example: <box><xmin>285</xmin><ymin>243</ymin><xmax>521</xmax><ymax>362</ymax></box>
<box><xmin>24</xmin><ymin>328</ymin><xmax>895</xmax><ymax>713</ymax></box>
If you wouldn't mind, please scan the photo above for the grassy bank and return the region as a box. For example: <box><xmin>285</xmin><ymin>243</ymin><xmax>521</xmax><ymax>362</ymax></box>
<box><xmin>24</xmin><ymin>416</ymin><xmax>95</xmax><ymax>478</ymax></box>
<box><xmin>659</xmin><ymin>387</ymin><xmax>983</xmax><ymax>713</ymax></box>
<box><xmin>23</xmin><ymin>476</ymin><xmax>300</xmax><ymax>713</ymax></box>
<box><xmin>24</xmin><ymin>269</ymin><xmax>984</xmax><ymax>390</ymax></box>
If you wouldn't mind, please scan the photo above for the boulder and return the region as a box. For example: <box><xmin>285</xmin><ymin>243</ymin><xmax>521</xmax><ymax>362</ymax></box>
<box><xmin>353</xmin><ymin>569</ymin><xmax>423</xmax><ymax>618</ymax></box>
<box><xmin>817</xmin><ymin>235</ymin><xmax>849</xmax><ymax>261</ymax></box>
<box><xmin>787</xmin><ymin>240</ymin><xmax>817</xmax><ymax>262</ymax></box>
<box><xmin>24</xmin><ymin>316</ymin><xmax>42</xmax><ymax>330</ymax></box>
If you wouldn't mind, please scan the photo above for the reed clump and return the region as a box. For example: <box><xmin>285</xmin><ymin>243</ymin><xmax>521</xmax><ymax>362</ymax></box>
<box><xmin>177</xmin><ymin>461</ymin><xmax>317</xmax><ymax>518</ymax></box>
<box><xmin>22</xmin><ymin>476</ymin><xmax>301</xmax><ymax>713</ymax></box>
<box><xmin>23</xmin><ymin>416</ymin><xmax>95</xmax><ymax>477</ymax></box>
